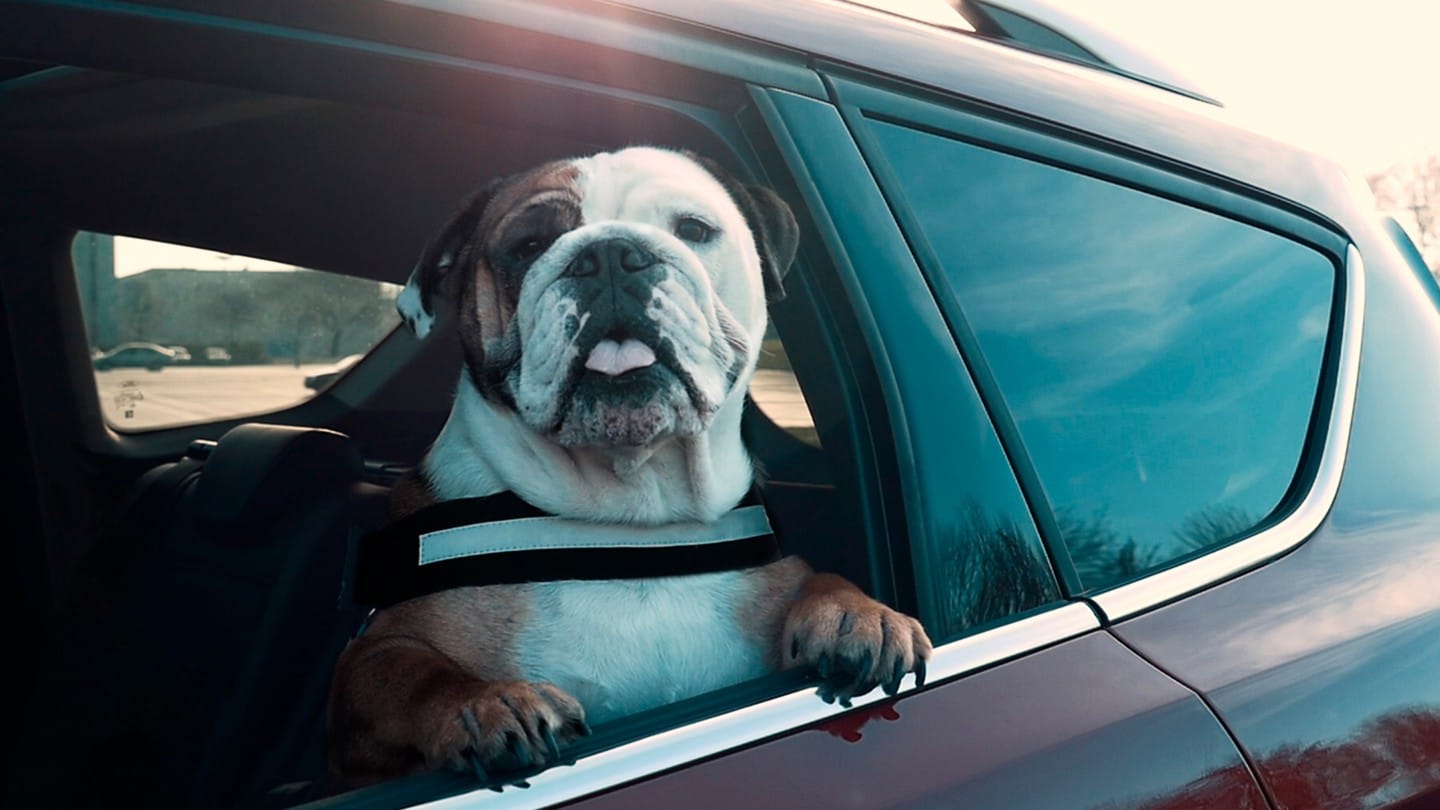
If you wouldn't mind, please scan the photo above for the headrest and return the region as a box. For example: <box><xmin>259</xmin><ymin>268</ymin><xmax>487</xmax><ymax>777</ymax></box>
<box><xmin>192</xmin><ymin>423</ymin><xmax>363</xmax><ymax>535</ymax></box>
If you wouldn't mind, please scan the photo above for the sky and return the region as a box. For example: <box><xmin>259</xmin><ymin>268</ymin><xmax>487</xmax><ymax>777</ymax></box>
<box><xmin>1057</xmin><ymin>0</ymin><xmax>1440</xmax><ymax>178</ymax></box>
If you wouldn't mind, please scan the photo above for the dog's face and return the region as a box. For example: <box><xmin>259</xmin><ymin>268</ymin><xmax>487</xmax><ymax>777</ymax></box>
<box><xmin>399</xmin><ymin>147</ymin><xmax>798</xmax><ymax>450</ymax></box>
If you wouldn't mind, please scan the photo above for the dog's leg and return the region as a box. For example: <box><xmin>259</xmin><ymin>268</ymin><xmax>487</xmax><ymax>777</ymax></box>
<box><xmin>779</xmin><ymin>565</ymin><xmax>933</xmax><ymax>706</ymax></box>
<box><xmin>326</xmin><ymin>634</ymin><xmax>588</xmax><ymax>790</ymax></box>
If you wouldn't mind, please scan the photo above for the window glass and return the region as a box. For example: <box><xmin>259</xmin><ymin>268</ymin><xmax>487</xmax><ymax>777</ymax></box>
<box><xmin>750</xmin><ymin>323</ymin><xmax>821</xmax><ymax>447</ymax></box>
<box><xmin>867</xmin><ymin>121</ymin><xmax>1333</xmax><ymax>591</ymax></box>
<box><xmin>73</xmin><ymin>232</ymin><xmax>402</xmax><ymax>430</ymax></box>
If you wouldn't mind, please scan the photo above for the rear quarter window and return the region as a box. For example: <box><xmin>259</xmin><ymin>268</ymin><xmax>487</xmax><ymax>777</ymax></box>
<box><xmin>864</xmin><ymin>121</ymin><xmax>1334</xmax><ymax>591</ymax></box>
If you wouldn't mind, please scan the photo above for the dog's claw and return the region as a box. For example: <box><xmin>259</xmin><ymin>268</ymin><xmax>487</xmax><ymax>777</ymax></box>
<box><xmin>505</xmin><ymin>731</ymin><xmax>532</xmax><ymax>768</ymax></box>
<box><xmin>884</xmin><ymin>658</ymin><xmax>904</xmax><ymax>695</ymax></box>
<box><xmin>467</xmin><ymin>751</ymin><xmax>490</xmax><ymax>785</ymax></box>
<box><xmin>542</xmin><ymin>724</ymin><xmax>562</xmax><ymax>763</ymax></box>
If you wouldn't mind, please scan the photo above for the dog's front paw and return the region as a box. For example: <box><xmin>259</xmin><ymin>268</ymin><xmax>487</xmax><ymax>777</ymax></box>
<box><xmin>423</xmin><ymin>680</ymin><xmax>589</xmax><ymax>780</ymax></box>
<box><xmin>783</xmin><ymin>578</ymin><xmax>933</xmax><ymax>707</ymax></box>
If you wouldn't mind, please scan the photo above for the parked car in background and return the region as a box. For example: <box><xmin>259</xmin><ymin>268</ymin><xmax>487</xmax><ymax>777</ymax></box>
<box><xmin>202</xmin><ymin>346</ymin><xmax>232</xmax><ymax>363</ymax></box>
<box><xmin>4</xmin><ymin>1</ymin><xmax>1439</xmax><ymax>809</ymax></box>
<box><xmin>91</xmin><ymin>341</ymin><xmax>178</xmax><ymax>371</ymax></box>
<box><xmin>167</xmin><ymin>345</ymin><xmax>193</xmax><ymax>363</ymax></box>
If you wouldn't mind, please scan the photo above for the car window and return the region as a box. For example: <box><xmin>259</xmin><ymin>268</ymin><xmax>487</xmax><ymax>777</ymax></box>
<box><xmin>73</xmin><ymin>231</ymin><xmax>402</xmax><ymax>430</ymax></box>
<box><xmin>750</xmin><ymin>323</ymin><xmax>820</xmax><ymax>447</ymax></box>
<box><xmin>864</xmin><ymin>121</ymin><xmax>1334</xmax><ymax>592</ymax></box>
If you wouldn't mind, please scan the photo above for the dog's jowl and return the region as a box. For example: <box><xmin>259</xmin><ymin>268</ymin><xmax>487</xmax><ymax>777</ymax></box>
<box><xmin>325</xmin><ymin>147</ymin><xmax>932</xmax><ymax>790</ymax></box>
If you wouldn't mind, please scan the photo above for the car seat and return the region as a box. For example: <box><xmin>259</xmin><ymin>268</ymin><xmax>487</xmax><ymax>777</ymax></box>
<box><xmin>6</xmin><ymin>423</ymin><xmax>390</xmax><ymax>809</ymax></box>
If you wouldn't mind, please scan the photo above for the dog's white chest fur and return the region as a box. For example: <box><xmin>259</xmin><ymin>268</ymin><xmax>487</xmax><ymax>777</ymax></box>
<box><xmin>512</xmin><ymin>572</ymin><xmax>767</xmax><ymax>724</ymax></box>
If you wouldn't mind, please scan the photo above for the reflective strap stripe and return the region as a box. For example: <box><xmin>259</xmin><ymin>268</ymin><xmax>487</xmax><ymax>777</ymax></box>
<box><xmin>418</xmin><ymin>505</ymin><xmax>774</xmax><ymax>565</ymax></box>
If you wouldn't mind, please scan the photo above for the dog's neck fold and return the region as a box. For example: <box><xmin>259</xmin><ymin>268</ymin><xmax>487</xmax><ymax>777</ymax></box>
<box><xmin>423</xmin><ymin>379</ymin><xmax>754</xmax><ymax>525</ymax></box>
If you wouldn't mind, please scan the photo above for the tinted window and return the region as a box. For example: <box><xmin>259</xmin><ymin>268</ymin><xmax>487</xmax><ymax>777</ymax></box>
<box><xmin>867</xmin><ymin>121</ymin><xmax>1333</xmax><ymax>590</ymax></box>
<box><xmin>74</xmin><ymin>232</ymin><xmax>402</xmax><ymax>430</ymax></box>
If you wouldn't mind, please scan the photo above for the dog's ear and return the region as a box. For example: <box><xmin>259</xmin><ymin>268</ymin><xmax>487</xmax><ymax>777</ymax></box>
<box><xmin>691</xmin><ymin>155</ymin><xmax>799</xmax><ymax>303</ymax></box>
<box><xmin>397</xmin><ymin>179</ymin><xmax>503</xmax><ymax>338</ymax></box>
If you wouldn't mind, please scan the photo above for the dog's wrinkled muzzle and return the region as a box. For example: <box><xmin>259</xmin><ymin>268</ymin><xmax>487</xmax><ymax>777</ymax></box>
<box><xmin>564</xmin><ymin>237</ymin><xmax>667</xmax><ymax>373</ymax></box>
<box><xmin>510</xmin><ymin>225</ymin><xmax>739</xmax><ymax>449</ymax></box>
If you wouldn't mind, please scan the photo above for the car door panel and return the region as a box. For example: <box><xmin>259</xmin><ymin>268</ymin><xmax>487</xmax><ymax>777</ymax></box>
<box><xmin>569</xmin><ymin>630</ymin><xmax>1265</xmax><ymax>809</ymax></box>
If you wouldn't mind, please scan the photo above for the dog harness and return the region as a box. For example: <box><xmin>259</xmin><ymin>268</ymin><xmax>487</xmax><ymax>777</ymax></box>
<box><xmin>349</xmin><ymin>490</ymin><xmax>781</xmax><ymax>608</ymax></box>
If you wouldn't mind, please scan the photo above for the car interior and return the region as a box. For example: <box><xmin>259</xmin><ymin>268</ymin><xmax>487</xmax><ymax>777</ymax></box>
<box><xmin>1</xmin><ymin>23</ymin><xmax>903</xmax><ymax>809</ymax></box>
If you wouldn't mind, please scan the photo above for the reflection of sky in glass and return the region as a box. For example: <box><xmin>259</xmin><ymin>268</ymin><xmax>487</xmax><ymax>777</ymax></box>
<box><xmin>870</xmin><ymin>121</ymin><xmax>1332</xmax><ymax>589</ymax></box>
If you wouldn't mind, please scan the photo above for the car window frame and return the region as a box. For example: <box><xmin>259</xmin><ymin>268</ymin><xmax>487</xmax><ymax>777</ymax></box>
<box><xmin>826</xmin><ymin>70</ymin><xmax>1363</xmax><ymax>620</ymax></box>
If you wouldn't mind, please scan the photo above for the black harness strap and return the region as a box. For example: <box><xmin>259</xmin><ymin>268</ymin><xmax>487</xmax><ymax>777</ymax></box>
<box><xmin>351</xmin><ymin>490</ymin><xmax>780</xmax><ymax>609</ymax></box>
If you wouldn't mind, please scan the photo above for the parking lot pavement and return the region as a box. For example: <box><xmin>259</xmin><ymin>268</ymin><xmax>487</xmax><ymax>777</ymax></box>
<box><xmin>93</xmin><ymin>364</ymin><xmax>331</xmax><ymax>430</ymax></box>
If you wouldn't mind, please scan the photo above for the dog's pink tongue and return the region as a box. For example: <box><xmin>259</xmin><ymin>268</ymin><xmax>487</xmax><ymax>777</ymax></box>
<box><xmin>584</xmin><ymin>338</ymin><xmax>656</xmax><ymax>376</ymax></box>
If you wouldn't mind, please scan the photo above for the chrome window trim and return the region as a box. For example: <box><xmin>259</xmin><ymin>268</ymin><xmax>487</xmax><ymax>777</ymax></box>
<box><xmin>417</xmin><ymin>602</ymin><xmax>1099</xmax><ymax>809</ymax></box>
<box><xmin>1093</xmin><ymin>245</ymin><xmax>1365</xmax><ymax>622</ymax></box>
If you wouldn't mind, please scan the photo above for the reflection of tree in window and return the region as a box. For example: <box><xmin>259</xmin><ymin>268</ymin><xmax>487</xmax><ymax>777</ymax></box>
<box><xmin>1173</xmin><ymin>505</ymin><xmax>1255</xmax><ymax>554</ymax></box>
<box><xmin>934</xmin><ymin>499</ymin><xmax>1059</xmax><ymax>640</ymax></box>
<box><xmin>1061</xmin><ymin>505</ymin><xmax>1255</xmax><ymax>589</ymax></box>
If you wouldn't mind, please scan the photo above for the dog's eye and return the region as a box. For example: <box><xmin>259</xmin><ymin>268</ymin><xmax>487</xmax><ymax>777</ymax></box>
<box><xmin>674</xmin><ymin>217</ymin><xmax>716</xmax><ymax>244</ymax></box>
<box><xmin>507</xmin><ymin>237</ymin><xmax>551</xmax><ymax>262</ymax></box>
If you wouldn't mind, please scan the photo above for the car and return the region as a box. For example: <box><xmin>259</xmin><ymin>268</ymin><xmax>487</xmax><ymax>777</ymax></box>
<box><xmin>303</xmin><ymin>354</ymin><xmax>365</xmax><ymax>391</ymax></box>
<box><xmin>4</xmin><ymin>1</ymin><xmax>1439</xmax><ymax>809</ymax></box>
<box><xmin>203</xmin><ymin>346</ymin><xmax>233</xmax><ymax>363</ymax></box>
<box><xmin>168</xmin><ymin>345</ymin><xmax>193</xmax><ymax>363</ymax></box>
<box><xmin>91</xmin><ymin>341</ymin><xmax>178</xmax><ymax>371</ymax></box>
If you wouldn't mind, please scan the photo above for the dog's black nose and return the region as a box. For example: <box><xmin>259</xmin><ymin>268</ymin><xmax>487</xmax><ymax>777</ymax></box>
<box><xmin>565</xmin><ymin>238</ymin><xmax>658</xmax><ymax>278</ymax></box>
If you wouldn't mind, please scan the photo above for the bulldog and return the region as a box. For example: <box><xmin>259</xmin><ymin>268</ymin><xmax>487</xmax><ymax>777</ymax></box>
<box><xmin>325</xmin><ymin>147</ymin><xmax>932</xmax><ymax>790</ymax></box>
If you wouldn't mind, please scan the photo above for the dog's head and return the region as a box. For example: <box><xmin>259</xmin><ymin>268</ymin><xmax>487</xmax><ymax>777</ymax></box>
<box><xmin>398</xmin><ymin>147</ymin><xmax>798</xmax><ymax>450</ymax></box>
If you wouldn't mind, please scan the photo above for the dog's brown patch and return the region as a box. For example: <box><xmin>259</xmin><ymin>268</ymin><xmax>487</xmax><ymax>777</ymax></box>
<box><xmin>460</xmin><ymin>163</ymin><xmax>583</xmax><ymax>360</ymax></box>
